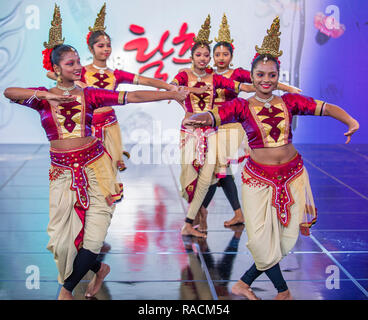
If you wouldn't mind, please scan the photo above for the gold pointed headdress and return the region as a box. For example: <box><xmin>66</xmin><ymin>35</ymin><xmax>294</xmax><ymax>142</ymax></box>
<box><xmin>255</xmin><ymin>16</ymin><xmax>283</xmax><ymax>58</ymax></box>
<box><xmin>215</xmin><ymin>13</ymin><xmax>233</xmax><ymax>44</ymax></box>
<box><xmin>43</xmin><ymin>4</ymin><xmax>64</xmax><ymax>49</ymax></box>
<box><xmin>193</xmin><ymin>14</ymin><xmax>212</xmax><ymax>45</ymax></box>
<box><xmin>89</xmin><ymin>2</ymin><xmax>106</xmax><ymax>33</ymax></box>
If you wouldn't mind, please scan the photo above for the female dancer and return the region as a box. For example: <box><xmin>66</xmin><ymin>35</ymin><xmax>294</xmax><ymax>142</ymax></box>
<box><xmin>48</xmin><ymin>3</ymin><xmax>179</xmax><ymax>172</ymax></box>
<box><xmin>170</xmin><ymin>15</ymin><xmax>255</xmax><ymax>238</ymax></box>
<box><xmin>199</xmin><ymin>14</ymin><xmax>301</xmax><ymax>230</ymax></box>
<box><xmin>3</xmin><ymin>5</ymin><xmax>188</xmax><ymax>300</ymax></box>
<box><xmin>183</xmin><ymin>16</ymin><xmax>359</xmax><ymax>299</ymax></box>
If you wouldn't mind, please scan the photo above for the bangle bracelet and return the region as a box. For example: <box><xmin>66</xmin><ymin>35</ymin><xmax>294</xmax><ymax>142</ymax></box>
<box><xmin>207</xmin><ymin>111</ymin><xmax>216</xmax><ymax>127</ymax></box>
<box><xmin>25</xmin><ymin>90</ymin><xmax>41</xmax><ymax>104</ymax></box>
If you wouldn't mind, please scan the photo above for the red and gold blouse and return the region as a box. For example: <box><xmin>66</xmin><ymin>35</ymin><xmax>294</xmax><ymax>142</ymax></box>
<box><xmin>171</xmin><ymin>70</ymin><xmax>241</xmax><ymax>114</ymax></box>
<box><xmin>213</xmin><ymin>68</ymin><xmax>251</xmax><ymax>106</ymax></box>
<box><xmin>14</xmin><ymin>87</ymin><xmax>127</xmax><ymax>141</ymax></box>
<box><xmin>81</xmin><ymin>65</ymin><xmax>139</xmax><ymax>90</ymax></box>
<box><xmin>210</xmin><ymin>93</ymin><xmax>325</xmax><ymax>149</ymax></box>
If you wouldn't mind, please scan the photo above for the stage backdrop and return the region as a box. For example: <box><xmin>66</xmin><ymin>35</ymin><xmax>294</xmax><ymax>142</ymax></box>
<box><xmin>0</xmin><ymin>0</ymin><xmax>366</xmax><ymax>144</ymax></box>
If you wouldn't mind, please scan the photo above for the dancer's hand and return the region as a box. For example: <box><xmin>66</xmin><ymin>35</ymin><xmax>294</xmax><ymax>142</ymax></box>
<box><xmin>182</xmin><ymin>113</ymin><xmax>211</xmax><ymax>128</ymax></box>
<box><xmin>75</xmin><ymin>81</ymin><xmax>87</xmax><ymax>89</ymax></box>
<box><xmin>173</xmin><ymin>87</ymin><xmax>189</xmax><ymax>108</ymax></box>
<box><xmin>189</xmin><ymin>84</ymin><xmax>212</xmax><ymax>94</ymax></box>
<box><xmin>288</xmin><ymin>85</ymin><xmax>302</xmax><ymax>94</ymax></box>
<box><xmin>344</xmin><ymin>118</ymin><xmax>359</xmax><ymax>144</ymax></box>
<box><xmin>167</xmin><ymin>84</ymin><xmax>179</xmax><ymax>92</ymax></box>
<box><xmin>44</xmin><ymin>92</ymin><xmax>76</xmax><ymax>114</ymax></box>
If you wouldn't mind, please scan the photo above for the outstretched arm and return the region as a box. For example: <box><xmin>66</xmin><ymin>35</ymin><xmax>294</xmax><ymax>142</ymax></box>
<box><xmin>239</xmin><ymin>83</ymin><xmax>255</xmax><ymax>93</ymax></box>
<box><xmin>126</xmin><ymin>87</ymin><xmax>188</xmax><ymax>105</ymax></box>
<box><xmin>182</xmin><ymin>112</ymin><xmax>213</xmax><ymax>128</ymax></box>
<box><xmin>4</xmin><ymin>87</ymin><xmax>76</xmax><ymax>103</ymax></box>
<box><xmin>323</xmin><ymin>103</ymin><xmax>359</xmax><ymax>144</ymax></box>
<box><xmin>137</xmin><ymin>75</ymin><xmax>176</xmax><ymax>91</ymax></box>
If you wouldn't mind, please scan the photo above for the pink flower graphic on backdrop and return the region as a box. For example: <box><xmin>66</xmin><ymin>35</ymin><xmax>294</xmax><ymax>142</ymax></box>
<box><xmin>314</xmin><ymin>12</ymin><xmax>345</xmax><ymax>38</ymax></box>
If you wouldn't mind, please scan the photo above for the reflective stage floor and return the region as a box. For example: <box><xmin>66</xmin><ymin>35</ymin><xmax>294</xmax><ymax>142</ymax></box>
<box><xmin>0</xmin><ymin>144</ymin><xmax>367</xmax><ymax>300</ymax></box>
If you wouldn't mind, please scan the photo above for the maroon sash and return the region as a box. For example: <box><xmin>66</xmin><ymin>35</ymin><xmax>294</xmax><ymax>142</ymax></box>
<box><xmin>50</xmin><ymin>139</ymin><xmax>105</xmax><ymax>250</ymax></box>
<box><xmin>92</xmin><ymin>109</ymin><xmax>117</xmax><ymax>141</ymax></box>
<box><xmin>242</xmin><ymin>154</ymin><xmax>304</xmax><ymax>227</ymax></box>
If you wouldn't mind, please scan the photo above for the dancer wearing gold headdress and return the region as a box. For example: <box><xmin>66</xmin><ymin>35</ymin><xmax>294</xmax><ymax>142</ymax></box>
<box><xmin>5</xmin><ymin>5</ymin><xmax>188</xmax><ymax>300</ymax></box>
<box><xmin>171</xmin><ymin>15</ymin><xmax>255</xmax><ymax>238</ymax></box>
<box><xmin>199</xmin><ymin>14</ymin><xmax>301</xmax><ymax>229</ymax></box>
<box><xmin>48</xmin><ymin>3</ymin><xmax>179</xmax><ymax>173</ymax></box>
<box><xmin>183</xmin><ymin>16</ymin><xmax>359</xmax><ymax>299</ymax></box>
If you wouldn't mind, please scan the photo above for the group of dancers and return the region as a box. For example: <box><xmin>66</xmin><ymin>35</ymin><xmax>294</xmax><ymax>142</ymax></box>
<box><xmin>3</xmin><ymin>3</ymin><xmax>359</xmax><ymax>300</ymax></box>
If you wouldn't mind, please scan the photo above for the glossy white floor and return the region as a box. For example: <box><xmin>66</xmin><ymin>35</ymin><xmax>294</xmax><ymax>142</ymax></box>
<box><xmin>0</xmin><ymin>144</ymin><xmax>367</xmax><ymax>300</ymax></box>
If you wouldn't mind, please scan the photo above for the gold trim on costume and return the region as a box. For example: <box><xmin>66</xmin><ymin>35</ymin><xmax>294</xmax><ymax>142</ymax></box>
<box><xmin>249</xmin><ymin>102</ymin><xmax>289</xmax><ymax>147</ymax></box>
<box><xmin>213</xmin><ymin>70</ymin><xmax>234</xmax><ymax>104</ymax></box>
<box><xmin>118</xmin><ymin>91</ymin><xmax>126</xmax><ymax>105</ymax></box>
<box><xmin>85</xmin><ymin>65</ymin><xmax>115</xmax><ymax>90</ymax></box>
<box><xmin>133</xmin><ymin>74</ymin><xmax>140</xmax><ymax>85</ymax></box>
<box><xmin>187</xmin><ymin>71</ymin><xmax>213</xmax><ymax>113</ymax></box>
<box><xmin>234</xmin><ymin>81</ymin><xmax>241</xmax><ymax>93</ymax></box>
<box><xmin>314</xmin><ymin>100</ymin><xmax>325</xmax><ymax>116</ymax></box>
<box><xmin>210</xmin><ymin>108</ymin><xmax>222</xmax><ymax>127</ymax></box>
<box><xmin>170</xmin><ymin>79</ymin><xmax>180</xmax><ymax>86</ymax></box>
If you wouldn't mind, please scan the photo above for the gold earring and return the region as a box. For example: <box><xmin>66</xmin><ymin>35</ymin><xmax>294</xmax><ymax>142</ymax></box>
<box><xmin>230</xmin><ymin>63</ymin><xmax>234</xmax><ymax>67</ymax></box>
<box><xmin>56</xmin><ymin>72</ymin><xmax>62</xmax><ymax>84</ymax></box>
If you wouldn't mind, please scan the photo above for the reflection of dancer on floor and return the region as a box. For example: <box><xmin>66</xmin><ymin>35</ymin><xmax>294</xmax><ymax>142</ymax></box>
<box><xmin>183</xmin><ymin>16</ymin><xmax>359</xmax><ymax>300</ymax></box>
<box><xmin>197</xmin><ymin>224</ymin><xmax>245</xmax><ymax>299</ymax></box>
<box><xmin>47</xmin><ymin>3</ymin><xmax>178</xmax><ymax>173</ymax></box>
<box><xmin>171</xmin><ymin>15</ymin><xmax>255</xmax><ymax>238</ymax></box>
<box><xmin>196</xmin><ymin>14</ymin><xmax>301</xmax><ymax>230</ymax></box>
<box><xmin>180</xmin><ymin>236</ymin><xmax>212</xmax><ymax>300</ymax></box>
<box><xmin>3</xmin><ymin>6</ymin><xmax>188</xmax><ymax>300</ymax></box>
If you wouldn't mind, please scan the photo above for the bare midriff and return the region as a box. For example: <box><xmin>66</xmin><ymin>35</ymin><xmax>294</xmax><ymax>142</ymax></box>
<box><xmin>50</xmin><ymin>136</ymin><xmax>96</xmax><ymax>151</ymax></box>
<box><xmin>250</xmin><ymin>144</ymin><xmax>298</xmax><ymax>165</ymax></box>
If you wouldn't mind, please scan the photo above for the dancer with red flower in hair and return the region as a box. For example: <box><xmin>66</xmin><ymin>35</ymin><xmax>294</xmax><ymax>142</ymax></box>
<box><xmin>4</xmin><ymin>5</ymin><xmax>188</xmax><ymax>300</ymax></box>
<box><xmin>47</xmin><ymin>3</ymin><xmax>184</xmax><ymax>173</ymax></box>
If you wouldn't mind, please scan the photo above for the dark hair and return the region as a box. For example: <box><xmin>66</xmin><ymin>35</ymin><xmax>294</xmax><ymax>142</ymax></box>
<box><xmin>191</xmin><ymin>42</ymin><xmax>211</xmax><ymax>57</ymax></box>
<box><xmin>88</xmin><ymin>30</ymin><xmax>111</xmax><ymax>48</ymax></box>
<box><xmin>213</xmin><ymin>41</ymin><xmax>233</xmax><ymax>56</ymax></box>
<box><xmin>51</xmin><ymin>44</ymin><xmax>78</xmax><ymax>66</ymax></box>
<box><xmin>251</xmin><ymin>54</ymin><xmax>280</xmax><ymax>74</ymax></box>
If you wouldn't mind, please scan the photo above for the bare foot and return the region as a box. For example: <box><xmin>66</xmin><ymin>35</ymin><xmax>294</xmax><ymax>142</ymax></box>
<box><xmin>100</xmin><ymin>241</ymin><xmax>111</xmax><ymax>253</ymax></box>
<box><xmin>58</xmin><ymin>286</ymin><xmax>74</xmax><ymax>300</ymax></box>
<box><xmin>198</xmin><ymin>207</ymin><xmax>208</xmax><ymax>232</ymax></box>
<box><xmin>224</xmin><ymin>209</ymin><xmax>244</xmax><ymax>227</ymax></box>
<box><xmin>181</xmin><ymin>223</ymin><xmax>207</xmax><ymax>238</ymax></box>
<box><xmin>85</xmin><ymin>263</ymin><xmax>110</xmax><ymax>298</ymax></box>
<box><xmin>231</xmin><ymin>280</ymin><xmax>261</xmax><ymax>300</ymax></box>
<box><xmin>274</xmin><ymin>289</ymin><xmax>293</xmax><ymax>300</ymax></box>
